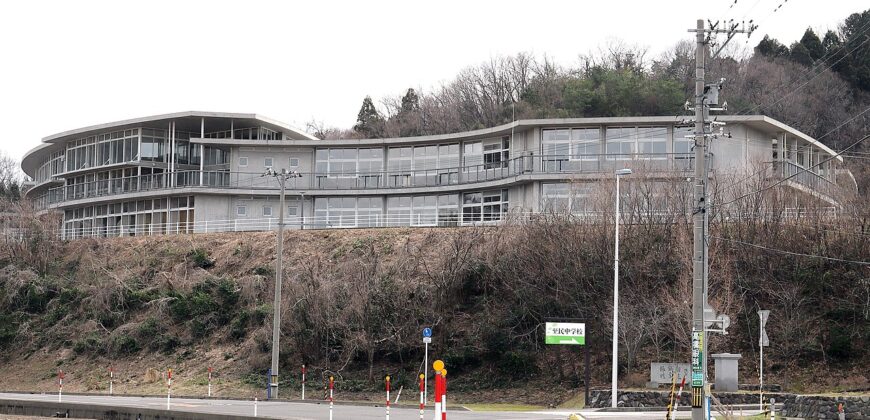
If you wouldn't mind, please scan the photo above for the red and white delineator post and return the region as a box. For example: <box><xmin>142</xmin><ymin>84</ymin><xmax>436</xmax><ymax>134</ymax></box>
<box><xmin>166</xmin><ymin>368</ymin><xmax>172</xmax><ymax>410</ymax></box>
<box><xmin>301</xmin><ymin>365</ymin><xmax>306</xmax><ymax>400</ymax></box>
<box><xmin>207</xmin><ymin>367</ymin><xmax>213</xmax><ymax>397</ymax></box>
<box><xmin>440</xmin><ymin>370</ymin><xmax>447</xmax><ymax>420</ymax></box>
<box><xmin>109</xmin><ymin>366</ymin><xmax>114</xmax><ymax>395</ymax></box>
<box><xmin>328</xmin><ymin>375</ymin><xmax>335</xmax><ymax>420</ymax></box>
<box><xmin>58</xmin><ymin>370</ymin><xmax>64</xmax><ymax>402</ymax></box>
<box><xmin>433</xmin><ymin>370</ymin><xmax>442</xmax><ymax>419</ymax></box>
<box><xmin>418</xmin><ymin>374</ymin><xmax>425</xmax><ymax>420</ymax></box>
<box><xmin>385</xmin><ymin>375</ymin><xmax>391</xmax><ymax>420</ymax></box>
<box><xmin>670</xmin><ymin>376</ymin><xmax>687</xmax><ymax>420</ymax></box>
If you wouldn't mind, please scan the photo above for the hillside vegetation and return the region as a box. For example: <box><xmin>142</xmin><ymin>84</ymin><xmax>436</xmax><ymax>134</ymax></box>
<box><xmin>0</xmin><ymin>204</ymin><xmax>867</xmax><ymax>401</ymax></box>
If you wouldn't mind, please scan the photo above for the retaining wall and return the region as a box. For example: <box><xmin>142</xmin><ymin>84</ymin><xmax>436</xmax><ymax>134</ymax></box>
<box><xmin>587</xmin><ymin>390</ymin><xmax>870</xmax><ymax>419</ymax></box>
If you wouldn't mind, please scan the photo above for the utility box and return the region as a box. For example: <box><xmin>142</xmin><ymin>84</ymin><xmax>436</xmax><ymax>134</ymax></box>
<box><xmin>712</xmin><ymin>353</ymin><xmax>742</xmax><ymax>392</ymax></box>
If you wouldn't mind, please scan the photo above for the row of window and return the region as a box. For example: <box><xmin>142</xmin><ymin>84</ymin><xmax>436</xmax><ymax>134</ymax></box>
<box><xmin>540</xmin><ymin>182</ymin><xmax>692</xmax><ymax>214</ymax></box>
<box><xmin>203</xmin><ymin>126</ymin><xmax>281</xmax><ymax>140</ymax></box>
<box><xmin>541</xmin><ymin>127</ymin><xmax>694</xmax><ymax>161</ymax></box>
<box><xmin>233</xmin><ymin>190</ymin><xmax>508</xmax><ymax>226</ymax></box>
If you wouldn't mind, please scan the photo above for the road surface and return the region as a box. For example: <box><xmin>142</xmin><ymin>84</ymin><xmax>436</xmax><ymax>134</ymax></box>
<box><xmin>0</xmin><ymin>392</ymin><xmax>561</xmax><ymax>419</ymax></box>
<box><xmin>0</xmin><ymin>392</ymin><xmax>767</xmax><ymax>419</ymax></box>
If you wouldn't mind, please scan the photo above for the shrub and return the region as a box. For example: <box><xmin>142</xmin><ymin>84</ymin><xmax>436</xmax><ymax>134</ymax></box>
<box><xmin>188</xmin><ymin>248</ymin><xmax>214</xmax><ymax>269</ymax></box>
<box><xmin>253</xmin><ymin>266</ymin><xmax>274</xmax><ymax>277</ymax></box>
<box><xmin>111</xmin><ymin>335</ymin><xmax>140</xmax><ymax>356</ymax></box>
<box><xmin>230</xmin><ymin>310</ymin><xmax>251</xmax><ymax>340</ymax></box>
<box><xmin>0</xmin><ymin>314</ymin><xmax>19</xmax><ymax>347</ymax></box>
<box><xmin>72</xmin><ymin>334</ymin><xmax>102</xmax><ymax>355</ymax></box>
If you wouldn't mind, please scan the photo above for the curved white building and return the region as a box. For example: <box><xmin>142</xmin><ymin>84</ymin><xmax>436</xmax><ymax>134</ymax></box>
<box><xmin>21</xmin><ymin>111</ymin><xmax>847</xmax><ymax>238</ymax></box>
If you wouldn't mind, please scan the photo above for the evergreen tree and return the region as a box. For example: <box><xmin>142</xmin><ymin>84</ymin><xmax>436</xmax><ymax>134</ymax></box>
<box><xmin>353</xmin><ymin>96</ymin><xmax>385</xmax><ymax>138</ymax></box>
<box><xmin>841</xmin><ymin>9</ymin><xmax>870</xmax><ymax>91</ymax></box>
<box><xmin>400</xmin><ymin>88</ymin><xmax>420</xmax><ymax>114</ymax></box>
<box><xmin>789</xmin><ymin>42</ymin><xmax>814</xmax><ymax>66</ymax></box>
<box><xmin>755</xmin><ymin>35</ymin><xmax>789</xmax><ymax>58</ymax></box>
<box><xmin>799</xmin><ymin>28</ymin><xmax>825</xmax><ymax>61</ymax></box>
<box><xmin>396</xmin><ymin>88</ymin><xmax>422</xmax><ymax>137</ymax></box>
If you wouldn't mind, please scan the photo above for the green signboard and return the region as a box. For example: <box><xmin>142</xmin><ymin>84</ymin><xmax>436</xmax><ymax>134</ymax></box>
<box><xmin>545</xmin><ymin>322</ymin><xmax>586</xmax><ymax>345</ymax></box>
<box><xmin>691</xmin><ymin>330</ymin><xmax>704</xmax><ymax>387</ymax></box>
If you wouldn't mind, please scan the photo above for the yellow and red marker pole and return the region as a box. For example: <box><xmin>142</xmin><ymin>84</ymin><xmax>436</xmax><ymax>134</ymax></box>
<box><xmin>418</xmin><ymin>374</ymin><xmax>425</xmax><ymax>420</ymax></box>
<box><xmin>58</xmin><ymin>370</ymin><xmax>64</xmax><ymax>402</ymax></box>
<box><xmin>432</xmin><ymin>360</ymin><xmax>445</xmax><ymax>420</ymax></box>
<box><xmin>385</xmin><ymin>375</ymin><xmax>391</xmax><ymax>420</ymax></box>
<box><xmin>166</xmin><ymin>368</ymin><xmax>172</xmax><ymax>410</ymax></box>
<box><xmin>328</xmin><ymin>375</ymin><xmax>334</xmax><ymax>420</ymax></box>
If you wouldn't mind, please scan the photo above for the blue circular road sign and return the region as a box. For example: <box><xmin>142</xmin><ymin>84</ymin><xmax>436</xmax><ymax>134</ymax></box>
<box><xmin>422</xmin><ymin>327</ymin><xmax>432</xmax><ymax>338</ymax></box>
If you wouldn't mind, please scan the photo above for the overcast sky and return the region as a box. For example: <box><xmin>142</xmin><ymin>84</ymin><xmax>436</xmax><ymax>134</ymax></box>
<box><xmin>1</xmin><ymin>0</ymin><xmax>865</xmax><ymax>166</ymax></box>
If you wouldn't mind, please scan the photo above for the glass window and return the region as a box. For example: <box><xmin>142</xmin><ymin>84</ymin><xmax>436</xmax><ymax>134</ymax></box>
<box><xmin>606</xmin><ymin>127</ymin><xmax>635</xmax><ymax>160</ymax></box>
<box><xmin>237</xmin><ymin>205</ymin><xmax>247</xmax><ymax>217</ymax></box>
<box><xmin>263</xmin><ymin>206</ymin><xmax>273</xmax><ymax>217</ymax></box>
<box><xmin>463</xmin><ymin>142</ymin><xmax>483</xmax><ymax>169</ymax></box>
<box><xmin>637</xmin><ymin>127</ymin><xmax>667</xmax><ymax>159</ymax></box>
<box><xmin>239</xmin><ymin>157</ymin><xmax>248</xmax><ymax>167</ymax></box>
<box><xmin>264</xmin><ymin>157</ymin><xmax>274</xmax><ymax>168</ymax></box>
<box><xmin>289</xmin><ymin>158</ymin><xmax>299</xmax><ymax>168</ymax></box>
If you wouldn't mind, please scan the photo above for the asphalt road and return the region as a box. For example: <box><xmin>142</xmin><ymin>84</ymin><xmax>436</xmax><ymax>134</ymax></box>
<box><xmin>0</xmin><ymin>392</ymin><xmax>564</xmax><ymax>420</ymax></box>
<box><xmin>0</xmin><ymin>393</ymin><xmax>767</xmax><ymax>419</ymax></box>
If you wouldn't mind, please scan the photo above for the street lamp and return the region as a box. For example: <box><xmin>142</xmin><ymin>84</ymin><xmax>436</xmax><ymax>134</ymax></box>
<box><xmin>262</xmin><ymin>168</ymin><xmax>303</xmax><ymax>399</ymax></box>
<box><xmin>612</xmin><ymin>168</ymin><xmax>632</xmax><ymax>408</ymax></box>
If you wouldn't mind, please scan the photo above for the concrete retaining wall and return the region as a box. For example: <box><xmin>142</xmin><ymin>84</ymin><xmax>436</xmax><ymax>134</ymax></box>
<box><xmin>0</xmin><ymin>398</ymin><xmax>266</xmax><ymax>420</ymax></box>
<box><xmin>587</xmin><ymin>390</ymin><xmax>870</xmax><ymax>419</ymax></box>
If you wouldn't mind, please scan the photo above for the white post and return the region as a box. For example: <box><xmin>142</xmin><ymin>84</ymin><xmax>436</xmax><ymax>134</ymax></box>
<box><xmin>208</xmin><ymin>367</ymin><xmax>212</xmax><ymax>397</ymax></box>
<box><xmin>424</xmin><ymin>342</ymin><xmax>429</xmax><ymax>403</ymax></box>
<box><xmin>302</xmin><ymin>365</ymin><xmax>306</xmax><ymax>400</ymax></box>
<box><xmin>109</xmin><ymin>368</ymin><xmax>113</xmax><ymax>395</ymax></box>
<box><xmin>254</xmin><ymin>397</ymin><xmax>258</xmax><ymax>417</ymax></box>
<box><xmin>167</xmin><ymin>369</ymin><xmax>172</xmax><ymax>410</ymax></box>
<box><xmin>611</xmin><ymin>174</ymin><xmax>621</xmax><ymax>408</ymax></box>
<box><xmin>760</xmin><ymin>316</ymin><xmax>764</xmax><ymax>412</ymax></box>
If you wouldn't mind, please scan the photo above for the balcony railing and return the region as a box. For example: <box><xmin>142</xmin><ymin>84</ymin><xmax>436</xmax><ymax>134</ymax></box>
<box><xmin>780</xmin><ymin>161</ymin><xmax>838</xmax><ymax>196</ymax></box>
<box><xmin>33</xmin><ymin>153</ymin><xmax>700</xmax><ymax>208</ymax></box>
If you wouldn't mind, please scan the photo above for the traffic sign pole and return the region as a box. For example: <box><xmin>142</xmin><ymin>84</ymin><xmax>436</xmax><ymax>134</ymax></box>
<box><xmin>423</xmin><ymin>327</ymin><xmax>432</xmax><ymax>403</ymax></box>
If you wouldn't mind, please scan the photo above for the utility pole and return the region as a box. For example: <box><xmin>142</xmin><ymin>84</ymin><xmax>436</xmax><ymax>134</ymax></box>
<box><xmin>687</xmin><ymin>18</ymin><xmax>754</xmax><ymax>420</ymax></box>
<box><xmin>690</xmin><ymin>19</ymin><xmax>707</xmax><ymax>420</ymax></box>
<box><xmin>263</xmin><ymin>168</ymin><xmax>303</xmax><ymax>399</ymax></box>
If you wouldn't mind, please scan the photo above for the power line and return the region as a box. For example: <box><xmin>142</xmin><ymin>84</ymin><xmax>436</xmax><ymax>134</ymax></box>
<box><xmin>711</xmin><ymin>235</ymin><xmax>870</xmax><ymax>265</ymax></box>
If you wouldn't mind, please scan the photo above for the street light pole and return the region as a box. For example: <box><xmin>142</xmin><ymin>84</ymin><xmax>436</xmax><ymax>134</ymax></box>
<box><xmin>263</xmin><ymin>168</ymin><xmax>302</xmax><ymax>399</ymax></box>
<box><xmin>611</xmin><ymin>168</ymin><xmax>632</xmax><ymax>408</ymax></box>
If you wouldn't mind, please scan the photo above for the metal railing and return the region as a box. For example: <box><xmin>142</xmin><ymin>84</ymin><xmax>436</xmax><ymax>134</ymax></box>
<box><xmin>56</xmin><ymin>205</ymin><xmax>841</xmax><ymax>239</ymax></box>
<box><xmin>34</xmin><ymin>153</ymin><xmax>698</xmax><ymax>209</ymax></box>
<box><xmin>780</xmin><ymin>161</ymin><xmax>837</xmax><ymax>196</ymax></box>
<box><xmin>59</xmin><ymin>213</ymin><xmax>505</xmax><ymax>239</ymax></box>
